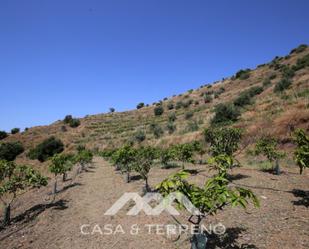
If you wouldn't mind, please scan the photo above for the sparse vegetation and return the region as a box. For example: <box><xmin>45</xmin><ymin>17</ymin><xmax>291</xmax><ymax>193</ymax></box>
<box><xmin>0</xmin><ymin>131</ymin><xmax>8</xmax><ymax>140</ymax></box>
<box><xmin>235</xmin><ymin>69</ymin><xmax>251</xmax><ymax>80</ymax></box>
<box><xmin>11</xmin><ymin>128</ymin><xmax>20</xmax><ymax>134</ymax></box>
<box><xmin>274</xmin><ymin>78</ymin><xmax>292</xmax><ymax>93</ymax></box>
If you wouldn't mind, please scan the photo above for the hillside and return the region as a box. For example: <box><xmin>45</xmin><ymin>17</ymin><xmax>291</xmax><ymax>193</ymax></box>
<box><xmin>3</xmin><ymin>44</ymin><xmax>309</xmax><ymax>169</ymax></box>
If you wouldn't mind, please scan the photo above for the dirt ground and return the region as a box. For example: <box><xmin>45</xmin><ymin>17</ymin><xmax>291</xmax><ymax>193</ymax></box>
<box><xmin>0</xmin><ymin>157</ymin><xmax>308</xmax><ymax>249</ymax></box>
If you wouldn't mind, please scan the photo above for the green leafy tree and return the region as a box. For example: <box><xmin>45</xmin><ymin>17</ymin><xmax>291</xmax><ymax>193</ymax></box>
<box><xmin>49</xmin><ymin>153</ymin><xmax>74</xmax><ymax>196</ymax></box>
<box><xmin>166</xmin><ymin>122</ymin><xmax>176</xmax><ymax>134</ymax></box>
<box><xmin>63</xmin><ymin>115</ymin><xmax>73</xmax><ymax>124</ymax></box>
<box><xmin>27</xmin><ymin>136</ymin><xmax>64</xmax><ymax>162</ymax></box>
<box><xmin>0</xmin><ymin>142</ymin><xmax>24</xmax><ymax>161</ymax></box>
<box><xmin>293</xmin><ymin>129</ymin><xmax>309</xmax><ymax>174</ymax></box>
<box><xmin>158</xmin><ymin>147</ymin><xmax>176</xmax><ymax>168</ymax></box>
<box><xmin>156</xmin><ymin>156</ymin><xmax>259</xmax><ymax>247</ymax></box>
<box><xmin>174</xmin><ymin>143</ymin><xmax>195</xmax><ymax>169</ymax></box>
<box><xmin>254</xmin><ymin>137</ymin><xmax>285</xmax><ymax>175</ymax></box>
<box><xmin>136</xmin><ymin>102</ymin><xmax>145</xmax><ymax>109</ymax></box>
<box><xmin>154</xmin><ymin>105</ymin><xmax>164</xmax><ymax>116</ymax></box>
<box><xmin>69</xmin><ymin>118</ymin><xmax>80</xmax><ymax>128</ymax></box>
<box><xmin>204</xmin><ymin>127</ymin><xmax>242</xmax><ymax>156</ymax></box>
<box><xmin>75</xmin><ymin>150</ymin><xmax>93</xmax><ymax>173</ymax></box>
<box><xmin>0</xmin><ymin>160</ymin><xmax>47</xmax><ymax>226</ymax></box>
<box><xmin>211</xmin><ymin>103</ymin><xmax>240</xmax><ymax>125</ymax></box>
<box><xmin>11</xmin><ymin>128</ymin><xmax>20</xmax><ymax>134</ymax></box>
<box><xmin>133</xmin><ymin>146</ymin><xmax>156</xmax><ymax>192</ymax></box>
<box><xmin>112</xmin><ymin>145</ymin><xmax>136</xmax><ymax>183</ymax></box>
<box><xmin>149</xmin><ymin>123</ymin><xmax>164</xmax><ymax>138</ymax></box>
<box><xmin>191</xmin><ymin>141</ymin><xmax>206</xmax><ymax>164</ymax></box>
<box><xmin>0</xmin><ymin>131</ymin><xmax>8</xmax><ymax>140</ymax></box>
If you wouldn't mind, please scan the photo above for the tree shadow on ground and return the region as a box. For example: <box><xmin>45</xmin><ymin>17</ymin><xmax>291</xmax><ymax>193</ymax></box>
<box><xmin>291</xmin><ymin>189</ymin><xmax>309</xmax><ymax>207</ymax></box>
<box><xmin>56</xmin><ymin>182</ymin><xmax>83</xmax><ymax>194</ymax></box>
<box><xmin>207</xmin><ymin>227</ymin><xmax>258</xmax><ymax>249</ymax></box>
<box><xmin>227</xmin><ymin>173</ymin><xmax>251</xmax><ymax>181</ymax></box>
<box><xmin>130</xmin><ymin>175</ymin><xmax>142</xmax><ymax>181</ymax></box>
<box><xmin>0</xmin><ymin>199</ymin><xmax>68</xmax><ymax>235</ymax></box>
<box><xmin>161</xmin><ymin>162</ymin><xmax>181</xmax><ymax>169</ymax></box>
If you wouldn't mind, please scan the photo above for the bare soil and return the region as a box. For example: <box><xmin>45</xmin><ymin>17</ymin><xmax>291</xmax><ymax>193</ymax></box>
<box><xmin>0</xmin><ymin>157</ymin><xmax>308</xmax><ymax>249</ymax></box>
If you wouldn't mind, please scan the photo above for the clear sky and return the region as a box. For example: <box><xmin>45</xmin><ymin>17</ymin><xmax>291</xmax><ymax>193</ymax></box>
<box><xmin>0</xmin><ymin>0</ymin><xmax>308</xmax><ymax>131</ymax></box>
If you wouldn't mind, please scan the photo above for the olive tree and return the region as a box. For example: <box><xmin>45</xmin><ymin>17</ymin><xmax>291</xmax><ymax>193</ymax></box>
<box><xmin>0</xmin><ymin>160</ymin><xmax>47</xmax><ymax>226</ymax></box>
<box><xmin>293</xmin><ymin>129</ymin><xmax>309</xmax><ymax>174</ymax></box>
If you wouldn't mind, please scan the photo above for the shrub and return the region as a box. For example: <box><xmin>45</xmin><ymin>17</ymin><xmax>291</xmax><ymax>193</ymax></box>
<box><xmin>194</xmin><ymin>100</ymin><xmax>199</xmax><ymax>105</ymax></box>
<box><xmin>175</xmin><ymin>101</ymin><xmax>183</xmax><ymax>109</ymax></box>
<box><xmin>290</xmin><ymin>44</ymin><xmax>307</xmax><ymax>54</ymax></box>
<box><xmin>0</xmin><ymin>131</ymin><xmax>8</xmax><ymax>140</ymax></box>
<box><xmin>186</xmin><ymin>120</ymin><xmax>199</xmax><ymax>132</ymax></box>
<box><xmin>292</xmin><ymin>54</ymin><xmax>309</xmax><ymax>71</ymax></box>
<box><xmin>11</xmin><ymin>128</ymin><xmax>20</xmax><ymax>134</ymax></box>
<box><xmin>204</xmin><ymin>94</ymin><xmax>213</xmax><ymax>103</ymax></box>
<box><xmin>166</xmin><ymin>122</ymin><xmax>176</xmax><ymax>134</ymax></box>
<box><xmin>183</xmin><ymin>99</ymin><xmax>193</xmax><ymax>108</ymax></box>
<box><xmin>136</xmin><ymin>102</ymin><xmax>145</xmax><ymax>109</ymax></box>
<box><xmin>235</xmin><ymin>69</ymin><xmax>250</xmax><ymax>80</ymax></box>
<box><xmin>134</xmin><ymin>130</ymin><xmax>146</xmax><ymax>143</ymax></box>
<box><xmin>274</xmin><ymin>78</ymin><xmax>292</xmax><ymax>93</ymax></box>
<box><xmin>263</xmin><ymin>79</ymin><xmax>271</xmax><ymax>87</ymax></box>
<box><xmin>168</xmin><ymin>112</ymin><xmax>177</xmax><ymax>122</ymax></box>
<box><xmin>167</xmin><ymin>101</ymin><xmax>174</xmax><ymax>110</ymax></box>
<box><xmin>0</xmin><ymin>142</ymin><xmax>24</xmax><ymax>161</ymax></box>
<box><xmin>154</xmin><ymin>105</ymin><xmax>164</xmax><ymax>116</ymax></box>
<box><xmin>63</xmin><ymin>115</ymin><xmax>73</xmax><ymax>124</ymax></box>
<box><xmin>69</xmin><ymin>118</ymin><xmax>80</xmax><ymax>128</ymax></box>
<box><xmin>185</xmin><ymin>111</ymin><xmax>194</xmax><ymax>120</ymax></box>
<box><xmin>149</xmin><ymin>123</ymin><xmax>164</xmax><ymax>138</ymax></box>
<box><xmin>28</xmin><ymin>137</ymin><xmax>64</xmax><ymax>162</ymax></box>
<box><xmin>109</xmin><ymin>107</ymin><xmax>115</xmax><ymax>113</ymax></box>
<box><xmin>207</xmin><ymin>85</ymin><xmax>212</xmax><ymax>88</ymax></box>
<box><xmin>211</xmin><ymin>103</ymin><xmax>240</xmax><ymax>125</ymax></box>
<box><xmin>234</xmin><ymin>86</ymin><xmax>264</xmax><ymax>107</ymax></box>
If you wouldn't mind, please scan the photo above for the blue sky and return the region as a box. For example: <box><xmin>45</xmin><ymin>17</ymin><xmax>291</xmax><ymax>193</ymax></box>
<box><xmin>0</xmin><ymin>0</ymin><xmax>308</xmax><ymax>131</ymax></box>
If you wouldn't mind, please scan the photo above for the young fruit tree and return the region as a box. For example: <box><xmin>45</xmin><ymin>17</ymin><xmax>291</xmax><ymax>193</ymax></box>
<box><xmin>49</xmin><ymin>153</ymin><xmax>74</xmax><ymax>197</ymax></box>
<box><xmin>158</xmin><ymin>147</ymin><xmax>176</xmax><ymax>168</ymax></box>
<box><xmin>293</xmin><ymin>129</ymin><xmax>309</xmax><ymax>174</ymax></box>
<box><xmin>133</xmin><ymin>146</ymin><xmax>156</xmax><ymax>192</ymax></box>
<box><xmin>254</xmin><ymin>137</ymin><xmax>285</xmax><ymax>175</ymax></box>
<box><xmin>112</xmin><ymin>145</ymin><xmax>136</xmax><ymax>183</ymax></box>
<box><xmin>156</xmin><ymin>155</ymin><xmax>259</xmax><ymax>248</ymax></box>
<box><xmin>75</xmin><ymin>150</ymin><xmax>93</xmax><ymax>173</ymax></box>
<box><xmin>0</xmin><ymin>160</ymin><xmax>48</xmax><ymax>226</ymax></box>
<box><xmin>173</xmin><ymin>143</ymin><xmax>195</xmax><ymax>169</ymax></box>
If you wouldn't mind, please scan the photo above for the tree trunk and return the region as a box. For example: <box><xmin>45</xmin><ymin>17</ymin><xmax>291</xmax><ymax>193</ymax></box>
<box><xmin>53</xmin><ymin>177</ymin><xmax>58</xmax><ymax>195</ymax></box>
<box><xmin>182</xmin><ymin>161</ymin><xmax>185</xmax><ymax>170</ymax></box>
<box><xmin>145</xmin><ymin>178</ymin><xmax>151</xmax><ymax>192</ymax></box>
<box><xmin>126</xmin><ymin>171</ymin><xmax>130</xmax><ymax>183</ymax></box>
<box><xmin>274</xmin><ymin>160</ymin><xmax>280</xmax><ymax>175</ymax></box>
<box><xmin>62</xmin><ymin>172</ymin><xmax>67</xmax><ymax>182</ymax></box>
<box><xmin>2</xmin><ymin>203</ymin><xmax>11</xmax><ymax>227</ymax></box>
<box><xmin>190</xmin><ymin>215</ymin><xmax>207</xmax><ymax>249</ymax></box>
<box><xmin>300</xmin><ymin>166</ymin><xmax>303</xmax><ymax>175</ymax></box>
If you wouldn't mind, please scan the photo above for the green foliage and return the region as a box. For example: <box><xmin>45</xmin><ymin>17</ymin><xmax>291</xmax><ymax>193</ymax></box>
<box><xmin>154</xmin><ymin>105</ymin><xmax>164</xmax><ymax>116</ymax></box>
<box><xmin>75</xmin><ymin>150</ymin><xmax>93</xmax><ymax>167</ymax></box>
<box><xmin>158</xmin><ymin>147</ymin><xmax>176</xmax><ymax>168</ymax></box>
<box><xmin>11</xmin><ymin>128</ymin><xmax>20</xmax><ymax>134</ymax></box>
<box><xmin>27</xmin><ymin>136</ymin><xmax>64</xmax><ymax>162</ymax></box>
<box><xmin>234</xmin><ymin>86</ymin><xmax>264</xmax><ymax>107</ymax></box>
<box><xmin>263</xmin><ymin>79</ymin><xmax>271</xmax><ymax>87</ymax></box>
<box><xmin>274</xmin><ymin>78</ymin><xmax>292</xmax><ymax>93</ymax></box>
<box><xmin>183</xmin><ymin>99</ymin><xmax>193</xmax><ymax>108</ymax></box>
<box><xmin>211</xmin><ymin>103</ymin><xmax>240</xmax><ymax>125</ymax></box>
<box><xmin>149</xmin><ymin>123</ymin><xmax>164</xmax><ymax>138</ymax></box>
<box><xmin>167</xmin><ymin>101</ymin><xmax>174</xmax><ymax>110</ymax></box>
<box><xmin>109</xmin><ymin>107</ymin><xmax>115</xmax><ymax>113</ymax></box>
<box><xmin>293</xmin><ymin>129</ymin><xmax>309</xmax><ymax>174</ymax></box>
<box><xmin>186</xmin><ymin>120</ymin><xmax>199</xmax><ymax>132</ymax></box>
<box><xmin>63</xmin><ymin>115</ymin><xmax>73</xmax><ymax>124</ymax></box>
<box><xmin>111</xmin><ymin>145</ymin><xmax>136</xmax><ymax>177</ymax></box>
<box><xmin>134</xmin><ymin>129</ymin><xmax>146</xmax><ymax>143</ymax></box>
<box><xmin>175</xmin><ymin>101</ymin><xmax>183</xmax><ymax>109</ymax></box>
<box><xmin>185</xmin><ymin>111</ymin><xmax>194</xmax><ymax>120</ymax></box>
<box><xmin>254</xmin><ymin>137</ymin><xmax>285</xmax><ymax>163</ymax></box>
<box><xmin>69</xmin><ymin>118</ymin><xmax>80</xmax><ymax>128</ymax></box>
<box><xmin>136</xmin><ymin>102</ymin><xmax>145</xmax><ymax>109</ymax></box>
<box><xmin>168</xmin><ymin>112</ymin><xmax>177</xmax><ymax>122</ymax></box>
<box><xmin>0</xmin><ymin>142</ymin><xmax>24</xmax><ymax>161</ymax></box>
<box><xmin>0</xmin><ymin>160</ymin><xmax>47</xmax><ymax>225</ymax></box>
<box><xmin>173</xmin><ymin>143</ymin><xmax>195</xmax><ymax>169</ymax></box>
<box><xmin>290</xmin><ymin>44</ymin><xmax>307</xmax><ymax>54</ymax></box>
<box><xmin>204</xmin><ymin>127</ymin><xmax>242</xmax><ymax>156</ymax></box>
<box><xmin>166</xmin><ymin>122</ymin><xmax>176</xmax><ymax>134</ymax></box>
<box><xmin>0</xmin><ymin>131</ymin><xmax>8</xmax><ymax>140</ymax></box>
<box><xmin>204</xmin><ymin>94</ymin><xmax>213</xmax><ymax>103</ymax></box>
<box><xmin>49</xmin><ymin>153</ymin><xmax>74</xmax><ymax>176</ymax></box>
<box><xmin>235</xmin><ymin>69</ymin><xmax>251</xmax><ymax>80</ymax></box>
<box><xmin>292</xmin><ymin>54</ymin><xmax>309</xmax><ymax>71</ymax></box>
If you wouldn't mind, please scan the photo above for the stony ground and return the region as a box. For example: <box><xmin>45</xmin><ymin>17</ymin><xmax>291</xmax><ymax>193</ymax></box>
<box><xmin>0</xmin><ymin>157</ymin><xmax>308</xmax><ymax>249</ymax></box>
